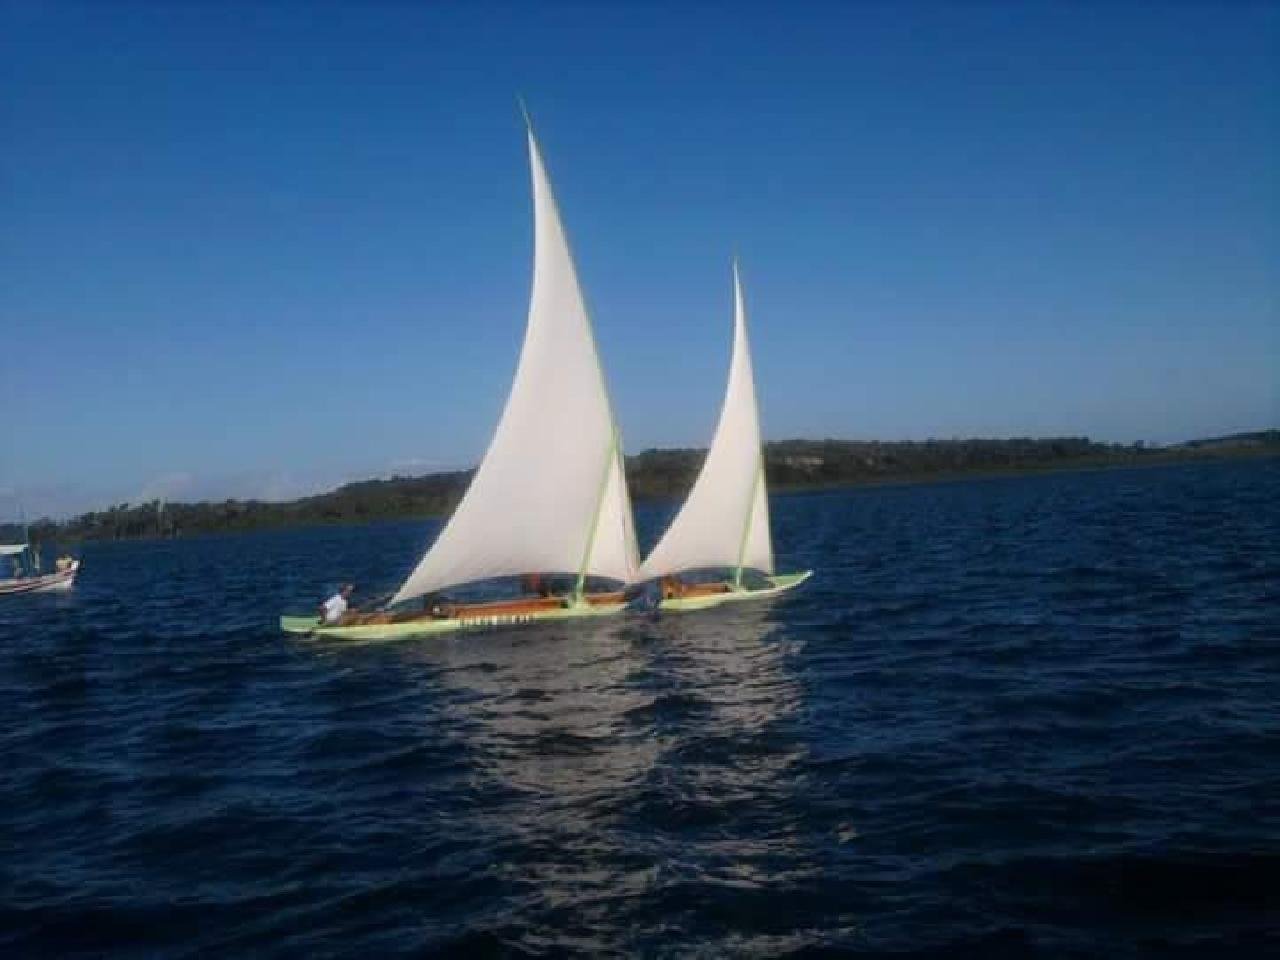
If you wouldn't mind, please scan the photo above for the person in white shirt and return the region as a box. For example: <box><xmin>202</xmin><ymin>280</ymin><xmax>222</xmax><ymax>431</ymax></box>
<box><xmin>320</xmin><ymin>584</ymin><xmax>354</xmax><ymax>624</ymax></box>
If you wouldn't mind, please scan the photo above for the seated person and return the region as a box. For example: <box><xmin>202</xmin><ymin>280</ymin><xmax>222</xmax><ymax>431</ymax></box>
<box><xmin>320</xmin><ymin>583</ymin><xmax>355</xmax><ymax>624</ymax></box>
<box><xmin>521</xmin><ymin>573</ymin><xmax>554</xmax><ymax>597</ymax></box>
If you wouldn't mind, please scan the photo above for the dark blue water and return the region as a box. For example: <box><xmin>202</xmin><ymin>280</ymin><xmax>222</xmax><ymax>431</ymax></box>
<box><xmin>3</xmin><ymin>459</ymin><xmax>1278</xmax><ymax>957</ymax></box>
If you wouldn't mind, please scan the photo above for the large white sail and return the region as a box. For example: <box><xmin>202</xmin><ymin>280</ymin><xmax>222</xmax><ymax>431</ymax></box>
<box><xmin>390</xmin><ymin>127</ymin><xmax>638</xmax><ymax>606</ymax></box>
<box><xmin>639</xmin><ymin>262</ymin><xmax>775</xmax><ymax>581</ymax></box>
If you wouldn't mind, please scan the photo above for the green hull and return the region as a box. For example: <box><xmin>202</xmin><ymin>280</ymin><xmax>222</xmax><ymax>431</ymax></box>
<box><xmin>280</xmin><ymin>600</ymin><xmax>629</xmax><ymax>641</ymax></box>
<box><xmin>659</xmin><ymin>570</ymin><xmax>813</xmax><ymax>612</ymax></box>
<box><xmin>280</xmin><ymin>616</ymin><xmax>323</xmax><ymax>634</ymax></box>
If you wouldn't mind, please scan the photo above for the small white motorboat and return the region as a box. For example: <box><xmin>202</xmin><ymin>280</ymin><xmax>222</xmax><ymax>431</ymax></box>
<box><xmin>0</xmin><ymin>543</ymin><xmax>79</xmax><ymax>596</ymax></box>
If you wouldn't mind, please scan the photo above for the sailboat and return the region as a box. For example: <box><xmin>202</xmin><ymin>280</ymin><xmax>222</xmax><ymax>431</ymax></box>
<box><xmin>281</xmin><ymin>118</ymin><xmax>639</xmax><ymax>640</ymax></box>
<box><xmin>638</xmin><ymin>262</ymin><xmax>811</xmax><ymax>611</ymax></box>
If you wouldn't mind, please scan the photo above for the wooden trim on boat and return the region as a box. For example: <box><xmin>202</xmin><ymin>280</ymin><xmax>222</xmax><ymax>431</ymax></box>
<box><xmin>659</xmin><ymin>577</ymin><xmax>732</xmax><ymax>601</ymax></box>
<box><xmin>335</xmin><ymin>590</ymin><xmax>626</xmax><ymax>627</ymax></box>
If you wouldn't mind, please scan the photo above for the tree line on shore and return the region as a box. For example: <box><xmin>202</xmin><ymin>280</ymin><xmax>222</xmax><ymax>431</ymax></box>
<box><xmin>16</xmin><ymin>431</ymin><xmax>1277</xmax><ymax>543</ymax></box>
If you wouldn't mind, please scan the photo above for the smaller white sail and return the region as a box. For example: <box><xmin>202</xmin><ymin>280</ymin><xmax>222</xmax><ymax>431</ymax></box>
<box><xmin>639</xmin><ymin>261</ymin><xmax>775</xmax><ymax>581</ymax></box>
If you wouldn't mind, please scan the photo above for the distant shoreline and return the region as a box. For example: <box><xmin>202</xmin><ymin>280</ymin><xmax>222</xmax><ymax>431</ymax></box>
<box><xmin>769</xmin><ymin>442</ymin><xmax>1278</xmax><ymax>496</ymax></box>
<box><xmin>17</xmin><ymin>431</ymin><xmax>1277</xmax><ymax>544</ymax></box>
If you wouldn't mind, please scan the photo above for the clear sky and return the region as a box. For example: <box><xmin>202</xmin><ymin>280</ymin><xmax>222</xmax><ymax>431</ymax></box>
<box><xmin>2</xmin><ymin>1</ymin><xmax>1276</xmax><ymax>517</ymax></box>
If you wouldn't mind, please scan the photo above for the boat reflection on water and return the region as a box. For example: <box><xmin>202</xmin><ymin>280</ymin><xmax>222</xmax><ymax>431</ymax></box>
<box><xmin>640</xmin><ymin>604</ymin><xmax>803</xmax><ymax>737</ymax></box>
<box><xmin>399</xmin><ymin>606</ymin><xmax>815</xmax><ymax>950</ymax></box>
<box><xmin>626</xmin><ymin>606</ymin><xmax>818</xmax><ymax>921</ymax></box>
<box><xmin>412</xmin><ymin>618</ymin><xmax>661</xmax><ymax>805</ymax></box>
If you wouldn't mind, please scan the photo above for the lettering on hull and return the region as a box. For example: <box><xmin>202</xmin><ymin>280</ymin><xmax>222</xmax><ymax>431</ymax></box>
<box><xmin>458</xmin><ymin>614</ymin><xmax>540</xmax><ymax>630</ymax></box>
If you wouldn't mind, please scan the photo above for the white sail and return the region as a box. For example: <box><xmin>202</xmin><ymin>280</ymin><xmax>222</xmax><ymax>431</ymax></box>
<box><xmin>390</xmin><ymin>127</ymin><xmax>638</xmax><ymax>606</ymax></box>
<box><xmin>639</xmin><ymin>262</ymin><xmax>775</xmax><ymax>581</ymax></box>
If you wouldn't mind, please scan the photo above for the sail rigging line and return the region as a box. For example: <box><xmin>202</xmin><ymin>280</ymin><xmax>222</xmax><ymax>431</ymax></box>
<box><xmin>575</xmin><ymin>427</ymin><xmax>621</xmax><ymax>601</ymax></box>
<box><xmin>734</xmin><ymin>456</ymin><xmax>766</xmax><ymax>588</ymax></box>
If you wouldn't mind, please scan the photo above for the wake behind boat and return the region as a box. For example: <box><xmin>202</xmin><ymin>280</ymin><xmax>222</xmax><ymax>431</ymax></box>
<box><xmin>639</xmin><ymin>262</ymin><xmax>812</xmax><ymax>610</ymax></box>
<box><xmin>282</xmin><ymin>116</ymin><xmax>639</xmax><ymax>640</ymax></box>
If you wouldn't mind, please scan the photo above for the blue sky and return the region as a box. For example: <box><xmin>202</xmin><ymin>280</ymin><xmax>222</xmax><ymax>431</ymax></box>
<box><xmin>2</xmin><ymin>1</ymin><xmax>1276</xmax><ymax>517</ymax></box>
